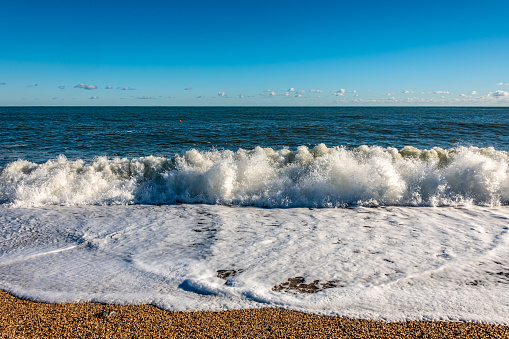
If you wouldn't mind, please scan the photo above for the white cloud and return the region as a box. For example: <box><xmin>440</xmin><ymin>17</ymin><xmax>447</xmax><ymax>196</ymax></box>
<box><xmin>334</xmin><ymin>92</ymin><xmax>344</xmax><ymax>96</ymax></box>
<box><xmin>105</xmin><ymin>85</ymin><xmax>113</xmax><ymax>89</ymax></box>
<box><xmin>121</xmin><ymin>87</ymin><xmax>135</xmax><ymax>90</ymax></box>
<box><xmin>459</xmin><ymin>94</ymin><xmax>467</xmax><ymax>97</ymax></box>
<box><xmin>89</xmin><ymin>96</ymin><xmax>98</xmax><ymax>99</ymax></box>
<box><xmin>74</xmin><ymin>83</ymin><xmax>86</xmax><ymax>88</ymax></box>
<box><xmin>297</xmin><ymin>90</ymin><xmax>305</xmax><ymax>94</ymax></box>
<box><xmin>288</xmin><ymin>88</ymin><xmax>295</xmax><ymax>92</ymax></box>
<box><xmin>434</xmin><ymin>91</ymin><xmax>450</xmax><ymax>94</ymax></box>
<box><xmin>218</xmin><ymin>91</ymin><xmax>225</xmax><ymax>97</ymax></box>
<box><xmin>270</xmin><ymin>91</ymin><xmax>276</xmax><ymax>96</ymax></box>
<box><xmin>280</xmin><ymin>92</ymin><xmax>289</xmax><ymax>96</ymax></box>
<box><xmin>295</xmin><ymin>94</ymin><xmax>302</xmax><ymax>98</ymax></box>
<box><xmin>470</xmin><ymin>91</ymin><xmax>478</xmax><ymax>95</ymax></box>
<box><xmin>497</xmin><ymin>82</ymin><xmax>504</xmax><ymax>85</ymax></box>
<box><xmin>471</xmin><ymin>90</ymin><xmax>509</xmax><ymax>103</ymax></box>
<box><xmin>402</xmin><ymin>90</ymin><xmax>414</xmax><ymax>94</ymax></box>
<box><xmin>492</xmin><ymin>90</ymin><xmax>509</xmax><ymax>97</ymax></box>
<box><xmin>85</xmin><ymin>85</ymin><xmax>97</xmax><ymax>90</ymax></box>
<box><xmin>239</xmin><ymin>93</ymin><xmax>244</xmax><ymax>98</ymax></box>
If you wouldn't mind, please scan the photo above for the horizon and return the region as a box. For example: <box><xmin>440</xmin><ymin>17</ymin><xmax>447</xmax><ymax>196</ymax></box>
<box><xmin>1</xmin><ymin>0</ymin><xmax>508</xmax><ymax>107</ymax></box>
<box><xmin>2</xmin><ymin>105</ymin><xmax>509</xmax><ymax>108</ymax></box>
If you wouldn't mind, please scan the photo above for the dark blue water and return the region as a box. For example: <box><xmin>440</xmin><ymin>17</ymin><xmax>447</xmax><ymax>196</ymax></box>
<box><xmin>1</xmin><ymin>106</ymin><xmax>508</xmax><ymax>168</ymax></box>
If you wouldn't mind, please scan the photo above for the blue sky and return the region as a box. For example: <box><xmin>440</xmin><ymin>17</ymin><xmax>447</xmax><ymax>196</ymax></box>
<box><xmin>1</xmin><ymin>0</ymin><xmax>509</xmax><ymax>106</ymax></box>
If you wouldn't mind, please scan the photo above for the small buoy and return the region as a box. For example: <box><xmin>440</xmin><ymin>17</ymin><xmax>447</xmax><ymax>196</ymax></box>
<box><xmin>179</xmin><ymin>120</ymin><xmax>182</xmax><ymax>123</ymax></box>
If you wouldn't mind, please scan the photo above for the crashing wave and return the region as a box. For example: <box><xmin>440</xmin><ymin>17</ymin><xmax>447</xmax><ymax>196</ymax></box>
<box><xmin>1</xmin><ymin>144</ymin><xmax>508</xmax><ymax>207</ymax></box>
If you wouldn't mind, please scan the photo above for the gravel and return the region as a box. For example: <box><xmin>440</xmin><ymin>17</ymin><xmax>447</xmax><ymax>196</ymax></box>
<box><xmin>1</xmin><ymin>290</ymin><xmax>508</xmax><ymax>338</ymax></box>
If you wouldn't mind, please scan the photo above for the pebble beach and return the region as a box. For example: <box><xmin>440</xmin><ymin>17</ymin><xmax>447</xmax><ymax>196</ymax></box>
<box><xmin>1</xmin><ymin>290</ymin><xmax>508</xmax><ymax>339</ymax></box>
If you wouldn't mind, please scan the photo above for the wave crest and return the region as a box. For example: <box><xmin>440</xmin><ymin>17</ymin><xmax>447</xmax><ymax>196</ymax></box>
<box><xmin>1</xmin><ymin>145</ymin><xmax>508</xmax><ymax>207</ymax></box>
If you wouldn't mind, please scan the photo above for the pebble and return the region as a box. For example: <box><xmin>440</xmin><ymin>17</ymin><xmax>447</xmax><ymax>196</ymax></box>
<box><xmin>1</xmin><ymin>290</ymin><xmax>508</xmax><ymax>338</ymax></box>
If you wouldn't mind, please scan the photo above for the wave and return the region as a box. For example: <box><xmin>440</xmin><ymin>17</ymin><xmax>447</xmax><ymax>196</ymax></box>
<box><xmin>1</xmin><ymin>145</ymin><xmax>508</xmax><ymax>207</ymax></box>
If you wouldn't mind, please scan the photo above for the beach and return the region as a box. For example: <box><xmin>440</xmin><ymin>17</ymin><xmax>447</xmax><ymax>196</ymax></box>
<box><xmin>2</xmin><ymin>290</ymin><xmax>509</xmax><ymax>338</ymax></box>
<box><xmin>2</xmin><ymin>0</ymin><xmax>509</xmax><ymax>329</ymax></box>
<box><xmin>2</xmin><ymin>203</ymin><xmax>509</xmax><ymax>324</ymax></box>
<box><xmin>1</xmin><ymin>107</ymin><xmax>509</xmax><ymax>332</ymax></box>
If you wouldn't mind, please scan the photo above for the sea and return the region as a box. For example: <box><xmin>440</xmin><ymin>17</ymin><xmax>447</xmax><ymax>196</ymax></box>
<box><xmin>1</xmin><ymin>106</ymin><xmax>508</xmax><ymax>323</ymax></box>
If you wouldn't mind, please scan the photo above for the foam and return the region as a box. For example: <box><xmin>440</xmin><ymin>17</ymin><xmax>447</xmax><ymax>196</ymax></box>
<box><xmin>0</xmin><ymin>145</ymin><xmax>508</xmax><ymax>207</ymax></box>
<box><xmin>1</xmin><ymin>204</ymin><xmax>509</xmax><ymax>323</ymax></box>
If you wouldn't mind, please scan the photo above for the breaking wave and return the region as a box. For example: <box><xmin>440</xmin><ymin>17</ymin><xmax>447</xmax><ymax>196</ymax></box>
<box><xmin>1</xmin><ymin>145</ymin><xmax>508</xmax><ymax>207</ymax></box>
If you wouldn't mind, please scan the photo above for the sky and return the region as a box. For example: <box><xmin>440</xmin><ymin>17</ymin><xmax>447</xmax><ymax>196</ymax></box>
<box><xmin>1</xmin><ymin>0</ymin><xmax>509</xmax><ymax>106</ymax></box>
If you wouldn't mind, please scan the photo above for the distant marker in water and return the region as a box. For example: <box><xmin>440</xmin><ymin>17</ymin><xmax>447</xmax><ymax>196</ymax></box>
<box><xmin>179</xmin><ymin>120</ymin><xmax>182</xmax><ymax>123</ymax></box>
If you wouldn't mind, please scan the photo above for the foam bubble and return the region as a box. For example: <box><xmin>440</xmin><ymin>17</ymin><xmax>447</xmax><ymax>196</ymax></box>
<box><xmin>1</xmin><ymin>204</ymin><xmax>509</xmax><ymax>323</ymax></box>
<box><xmin>1</xmin><ymin>145</ymin><xmax>508</xmax><ymax>207</ymax></box>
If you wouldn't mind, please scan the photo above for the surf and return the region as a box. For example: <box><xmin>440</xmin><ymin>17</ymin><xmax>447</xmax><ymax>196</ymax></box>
<box><xmin>1</xmin><ymin>144</ymin><xmax>507</xmax><ymax>208</ymax></box>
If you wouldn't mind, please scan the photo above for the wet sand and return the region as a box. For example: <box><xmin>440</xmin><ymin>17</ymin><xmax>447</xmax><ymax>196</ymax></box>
<box><xmin>1</xmin><ymin>290</ymin><xmax>508</xmax><ymax>338</ymax></box>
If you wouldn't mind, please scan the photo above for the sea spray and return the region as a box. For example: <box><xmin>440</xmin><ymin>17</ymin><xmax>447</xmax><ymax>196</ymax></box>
<box><xmin>1</xmin><ymin>145</ymin><xmax>508</xmax><ymax>207</ymax></box>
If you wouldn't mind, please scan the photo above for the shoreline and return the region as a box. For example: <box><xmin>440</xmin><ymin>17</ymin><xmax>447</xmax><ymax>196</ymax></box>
<box><xmin>1</xmin><ymin>290</ymin><xmax>508</xmax><ymax>338</ymax></box>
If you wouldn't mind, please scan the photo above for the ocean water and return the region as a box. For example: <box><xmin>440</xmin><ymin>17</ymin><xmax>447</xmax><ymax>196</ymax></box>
<box><xmin>1</xmin><ymin>106</ymin><xmax>509</xmax><ymax>323</ymax></box>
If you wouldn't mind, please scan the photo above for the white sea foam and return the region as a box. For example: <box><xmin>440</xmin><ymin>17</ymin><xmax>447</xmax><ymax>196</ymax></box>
<box><xmin>0</xmin><ymin>204</ymin><xmax>508</xmax><ymax>323</ymax></box>
<box><xmin>1</xmin><ymin>145</ymin><xmax>507</xmax><ymax>207</ymax></box>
